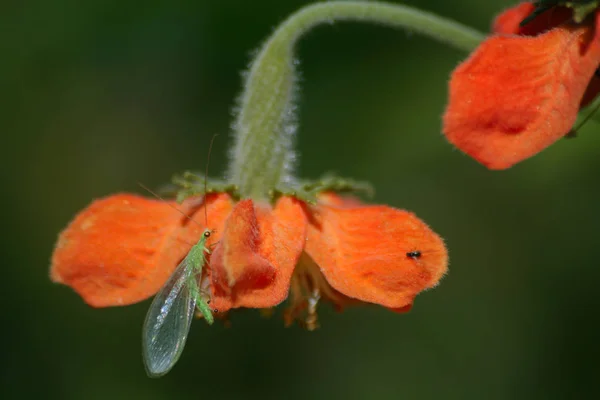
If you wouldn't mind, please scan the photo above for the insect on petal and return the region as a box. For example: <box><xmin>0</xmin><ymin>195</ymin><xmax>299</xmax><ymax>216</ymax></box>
<box><xmin>50</xmin><ymin>194</ymin><xmax>190</xmax><ymax>306</ymax></box>
<box><xmin>50</xmin><ymin>193</ymin><xmax>234</xmax><ymax>307</ymax></box>
<box><xmin>305</xmin><ymin>196</ymin><xmax>448</xmax><ymax>309</ymax></box>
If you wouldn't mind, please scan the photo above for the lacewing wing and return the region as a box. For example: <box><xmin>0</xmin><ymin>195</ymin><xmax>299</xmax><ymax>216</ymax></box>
<box><xmin>142</xmin><ymin>229</ymin><xmax>212</xmax><ymax>378</ymax></box>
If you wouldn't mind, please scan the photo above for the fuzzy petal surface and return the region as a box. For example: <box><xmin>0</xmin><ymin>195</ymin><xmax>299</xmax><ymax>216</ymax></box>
<box><xmin>210</xmin><ymin>197</ymin><xmax>307</xmax><ymax>312</ymax></box>
<box><xmin>305</xmin><ymin>196</ymin><xmax>448</xmax><ymax>309</ymax></box>
<box><xmin>443</xmin><ymin>17</ymin><xmax>600</xmax><ymax>169</ymax></box>
<box><xmin>50</xmin><ymin>193</ymin><xmax>233</xmax><ymax>307</ymax></box>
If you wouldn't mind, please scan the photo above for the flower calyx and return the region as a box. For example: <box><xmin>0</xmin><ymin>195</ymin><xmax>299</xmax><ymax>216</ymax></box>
<box><xmin>162</xmin><ymin>171</ymin><xmax>240</xmax><ymax>203</ymax></box>
<box><xmin>168</xmin><ymin>170</ymin><xmax>373</xmax><ymax>205</ymax></box>
<box><xmin>270</xmin><ymin>174</ymin><xmax>374</xmax><ymax>205</ymax></box>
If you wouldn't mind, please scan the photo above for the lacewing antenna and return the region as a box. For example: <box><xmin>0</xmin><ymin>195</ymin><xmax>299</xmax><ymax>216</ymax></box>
<box><xmin>141</xmin><ymin>134</ymin><xmax>220</xmax><ymax>378</ymax></box>
<box><xmin>204</xmin><ymin>133</ymin><xmax>219</xmax><ymax>225</ymax></box>
<box><xmin>137</xmin><ymin>182</ymin><xmax>204</xmax><ymax>229</ymax></box>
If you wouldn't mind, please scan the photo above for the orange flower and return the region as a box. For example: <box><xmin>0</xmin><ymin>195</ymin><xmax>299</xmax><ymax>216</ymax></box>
<box><xmin>51</xmin><ymin>191</ymin><xmax>447</xmax><ymax>327</ymax></box>
<box><xmin>443</xmin><ymin>2</ymin><xmax>600</xmax><ymax>169</ymax></box>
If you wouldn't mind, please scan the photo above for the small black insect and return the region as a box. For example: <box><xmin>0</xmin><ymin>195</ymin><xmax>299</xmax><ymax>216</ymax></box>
<box><xmin>406</xmin><ymin>251</ymin><xmax>422</xmax><ymax>260</ymax></box>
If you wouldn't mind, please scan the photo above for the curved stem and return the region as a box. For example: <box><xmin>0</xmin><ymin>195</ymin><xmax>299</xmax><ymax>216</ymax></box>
<box><xmin>227</xmin><ymin>1</ymin><xmax>486</xmax><ymax>200</ymax></box>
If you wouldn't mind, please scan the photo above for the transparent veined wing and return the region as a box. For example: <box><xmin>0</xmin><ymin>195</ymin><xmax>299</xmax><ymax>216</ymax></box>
<box><xmin>142</xmin><ymin>257</ymin><xmax>196</xmax><ymax>378</ymax></box>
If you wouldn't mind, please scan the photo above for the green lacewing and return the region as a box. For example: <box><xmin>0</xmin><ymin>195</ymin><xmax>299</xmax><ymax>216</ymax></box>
<box><xmin>142</xmin><ymin>228</ymin><xmax>214</xmax><ymax>377</ymax></box>
<box><xmin>141</xmin><ymin>134</ymin><xmax>219</xmax><ymax>377</ymax></box>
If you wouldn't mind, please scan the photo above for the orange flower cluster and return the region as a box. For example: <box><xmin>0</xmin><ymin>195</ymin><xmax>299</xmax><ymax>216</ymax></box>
<box><xmin>444</xmin><ymin>2</ymin><xmax>600</xmax><ymax>169</ymax></box>
<box><xmin>51</xmin><ymin>191</ymin><xmax>448</xmax><ymax>325</ymax></box>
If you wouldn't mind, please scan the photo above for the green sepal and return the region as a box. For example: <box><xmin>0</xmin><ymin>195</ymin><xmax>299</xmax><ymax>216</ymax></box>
<box><xmin>160</xmin><ymin>171</ymin><xmax>240</xmax><ymax>203</ymax></box>
<box><xmin>163</xmin><ymin>171</ymin><xmax>372</xmax><ymax>206</ymax></box>
<box><xmin>270</xmin><ymin>174</ymin><xmax>374</xmax><ymax>205</ymax></box>
<box><xmin>566</xmin><ymin>1</ymin><xmax>600</xmax><ymax>23</ymax></box>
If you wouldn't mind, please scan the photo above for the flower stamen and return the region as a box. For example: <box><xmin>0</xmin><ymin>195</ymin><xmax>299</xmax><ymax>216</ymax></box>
<box><xmin>305</xmin><ymin>288</ymin><xmax>321</xmax><ymax>331</ymax></box>
<box><xmin>284</xmin><ymin>253</ymin><xmax>355</xmax><ymax>330</ymax></box>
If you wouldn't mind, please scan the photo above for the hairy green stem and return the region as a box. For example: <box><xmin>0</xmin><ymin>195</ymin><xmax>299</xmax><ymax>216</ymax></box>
<box><xmin>227</xmin><ymin>0</ymin><xmax>485</xmax><ymax>200</ymax></box>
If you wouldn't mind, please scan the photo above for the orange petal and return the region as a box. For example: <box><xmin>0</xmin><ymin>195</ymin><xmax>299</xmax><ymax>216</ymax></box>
<box><xmin>493</xmin><ymin>4</ymin><xmax>598</xmax><ymax>105</ymax></box>
<box><xmin>305</xmin><ymin>196</ymin><xmax>448</xmax><ymax>309</ymax></box>
<box><xmin>316</xmin><ymin>192</ymin><xmax>364</xmax><ymax>208</ymax></box>
<box><xmin>50</xmin><ymin>193</ymin><xmax>233</xmax><ymax>307</ymax></box>
<box><xmin>210</xmin><ymin>197</ymin><xmax>307</xmax><ymax>312</ymax></box>
<box><xmin>389</xmin><ymin>304</ymin><xmax>413</xmax><ymax>313</ymax></box>
<box><xmin>443</xmin><ymin>21</ymin><xmax>600</xmax><ymax>169</ymax></box>
<box><xmin>493</xmin><ymin>2</ymin><xmax>535</xmax><ymax>34</ymax></box>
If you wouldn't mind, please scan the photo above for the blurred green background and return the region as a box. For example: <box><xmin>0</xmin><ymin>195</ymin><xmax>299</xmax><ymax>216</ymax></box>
<box><xmin>3</xmin><ymin>0</ymin><xmax>599</xmax><ymax>399</ymax></box>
